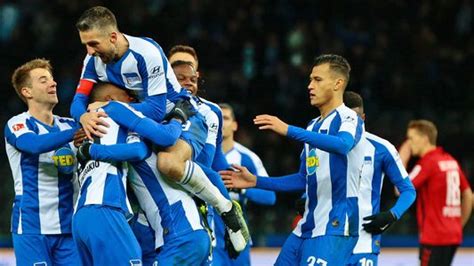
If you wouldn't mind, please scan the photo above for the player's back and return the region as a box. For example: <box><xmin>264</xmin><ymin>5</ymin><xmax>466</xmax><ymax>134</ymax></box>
<box><xmin>354</xmin><ymin>132</ymin><xmax>409</xmax><ymax>254</ymax></box>
<box><xmin>76</xmin><ymin>111</ymin><xmax>132</xmax><ymax>215</ymax></box>
<box><xmin>5</xmin><ymin>112</ymin><xmax>77</xmax><ymax>235</ymax></box>
<box><xmin>226</xmin><ymin>142</ymin><xmax>268</xmax><ymax>176</ymax></box>
<box><xmin>413</xmin><ymin>148</ymin><xmax>467</xmax><ymax>245</ymax></box>
<box><xmin>128</xmin><ymin>153</ymin><xmax>205</xmax><ymax>249</ymax></box>
<box><xmin>293</xmin><ymin>105</ymin><xmax>365</xmax><ymax>238</ymax></box>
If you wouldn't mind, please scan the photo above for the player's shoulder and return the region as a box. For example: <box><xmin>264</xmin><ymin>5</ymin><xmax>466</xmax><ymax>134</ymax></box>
<box><xmin>365</xmin><ymin>131</ymin><xmax>398</xmax><ymax>156</ymax></box>
<box><xmin>305</xmin><ymin>117</ymin><xmax>319</xmax><ymax>129</ymax></box>
<box><xmin>6</xmin><ymin>112</ymin><xmax>33</xmax><ymax>128</ymax></box>
<box><xmin>336</xmin><ymin>104</ymin><xmax>358</xmax><ymax>117</ymax></box>
<box><xmin>5</xmin><ymin>112</ymin><xmax>32</xmax><ymax>135</ymax></box>
<box><xmin>7</xmin><ymin>112</ymin><xmax>30</xmax><ymax>124</ymax></box>
<box><xmin>55</xmin><ymin>115</ymin><xmax>78</xmax><ymax>128</ymax></box>
<box><xmin>234</xmin><ymin>142</ymin><xmax>260</xmax><ymax>160</ymax></box>
<box><xmin>200</xmin><ymin>98</ymin><xmax>222</xmax><ymax>114</ymax></box>
<box><xmin>334</xmin><ymin>104</ymin><xmax>359</xmax><ymax>124</ymax></box>
<box><xmin>55</xmin><ymin>115</ymin><xmax>75</xmax><ymax>123</ymax></box>
<box><xmin>126</xmin><ymin>34</ymin><xmax>163</xmax><ymax>58</ymax></box>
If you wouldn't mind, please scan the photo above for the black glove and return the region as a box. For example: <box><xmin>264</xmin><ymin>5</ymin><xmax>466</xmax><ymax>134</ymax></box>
<box><xmin>362</xmin><ymin>211</ymin><xmax>397</xmax><ymax>235</ymax></box>
<box><xmin>224</xmin><ymin>229</ymin><xmax>241</xmax><ymax>259</ymax></box>
<box><xmin>295</xmin><ymin>198</ymin><xmax>306</xmax><ymax>216</ymax></box>
<box><xmin>165</xmin><ymin>99</ymin><xmax>197</xmax><ymax>123</ymax></box>
<box><xmin>76</xmin><ymin>141</ymin><xmax>92</xmax><ymax>167</ymax></box>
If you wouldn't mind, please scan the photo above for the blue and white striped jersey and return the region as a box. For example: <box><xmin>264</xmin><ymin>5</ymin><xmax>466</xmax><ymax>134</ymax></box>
<box><xmin>293</xmin><ymin>105</ymin><xmax>365</xmax><ymax>238</ymax></box>
<box><xmin>211</xmin><ymin>142</ymin><xmax>275</xmax><ymax>250</ymax></box>
<box><xmin>75</xmin><ymin>109</ymin><xmax>137</xmax><ymax>215</ymax></box>
<box><xmin>80</xmin><ymin>34</ymin><xmax>187</xmax><ymax>105</ymax></box>
<box><xmin>5</xmin><ymin>112</ymin><xmax>78</xmax><ymax>235</ymax></box>
<box><xmin>128</xmin><ymin>154</ymin><xmax>205</xmax><ymax>249</ymax></box>
<box><xmin>197</xmin><ymin>99</ymin><xmax>221</xmax><ymax>149</ymax></box>
<box><xmin>194</xmin><ymin>97</ymin><xmax>230</xmax><ymax>171</ymax></box>
<box><xmin>225</xmin><ymin>142</ymin><xmax>268</xmax><ymax>177</ymax></box>
<box><xmin>353</xmin><ymin>132</ymin><xmax>411</xmax><ymax>254</ymax></box>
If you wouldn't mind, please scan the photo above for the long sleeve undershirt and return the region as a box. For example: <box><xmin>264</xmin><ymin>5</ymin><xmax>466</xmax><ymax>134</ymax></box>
<box><xmin>102</xmin><ymin>102</ymin><xmax>182</xmax><ymax>148</ymax></box>
<box><xmin>287</xmin><ymin>125</ymin><xmax>355</xmax><ymax>155</ymax></box>
<box><xmin>13</xmin><ymin>129</ymin><xmax>76</xmax><ymax>154</ymax></box>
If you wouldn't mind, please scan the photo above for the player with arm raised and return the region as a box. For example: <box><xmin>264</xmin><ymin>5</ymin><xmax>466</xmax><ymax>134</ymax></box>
<box><xmin>221</xmin><ymin>54</ymin><xmax>365</xmax><ymax>265</ymax></box>
<box><xmin>71</xmin><ymin>6</ymin><xmax>249</xmax><ymax>252</ymax></box>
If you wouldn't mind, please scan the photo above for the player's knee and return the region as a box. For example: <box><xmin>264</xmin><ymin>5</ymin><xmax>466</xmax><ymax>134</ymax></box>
<box><xmin>157</xmin><ymin>152</ymin><xmax>185</xmax><ymax>180</ymax></box>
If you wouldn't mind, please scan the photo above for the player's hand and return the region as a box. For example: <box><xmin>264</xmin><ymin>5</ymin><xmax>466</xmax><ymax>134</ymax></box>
<box><xmin>253</xmin><ymin>114</ymin><xmax>289</xmax><ymax>136</ymax></box>
<box><xmin>362</xmin><ymin>211</ymin><xmax>397</xmax><ymax>235</ymax></box>
<box><xmin>220</xmin><ymin>164</ymin><xmax>257</xmax><ymax>189</ymax></box>
<box><xmin>73</xmin><ymin>128</ymin><xmax>87</xmax><ymax>148</ymax></box>
<box><xmin>76</xmin><ymin>140</ymin><xmax>92</xmax><ymax>167</ymax></box>
<box><xmin>165</xmin><ymin>99</ymin><xmax>197</xmax><ymax>123</ymax></box>
<box><xmin>80</xmin><ymin>111</ymin><xmax>109</xmax><ymax>139</ymax></box>
<box><xmin>87</xmin><ymin>101</ymin><xmax>108</xmax><ymax>111</ymax></box>
<box><xmin>398</xmin><ymin>140</ymin><xmax>411</xmax><ymax>168</ymax></box>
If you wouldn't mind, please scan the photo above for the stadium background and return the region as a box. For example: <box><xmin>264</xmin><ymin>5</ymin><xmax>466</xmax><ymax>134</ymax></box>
<box><xmin>0</xmin><ymin>0</ymin><xmax>473</xmax><ymax>263</ymax></box>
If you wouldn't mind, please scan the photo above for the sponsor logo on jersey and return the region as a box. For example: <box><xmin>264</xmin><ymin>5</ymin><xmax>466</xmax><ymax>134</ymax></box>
<box><xmin>149</xmin><ymin>65</ymin><xmax>164</xmax><ymax>79</ymax></box>
<box><xmin>306</xmin><ymin>148</ymin><xmax>319</xmax><ymax>175</ymax></box>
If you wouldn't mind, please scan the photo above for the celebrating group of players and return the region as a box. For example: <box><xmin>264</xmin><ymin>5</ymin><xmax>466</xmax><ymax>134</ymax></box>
<box><xmin>5</xmin><ymin>5</ymin><xmax>472</xmax><ymax>266</ymax></box>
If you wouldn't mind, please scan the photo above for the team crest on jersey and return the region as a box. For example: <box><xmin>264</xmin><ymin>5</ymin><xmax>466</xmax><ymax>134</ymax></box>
<box><xmin>364</xmin><ymin>156</ymin><xmax>372</xmax><ymax>165</ymax></box>
<box><xmin>306</xmin><ymin>148</ymin><xmax>319</xmax><ymax>175</ymax></box>
<box><xmin>123</xmin><ymin>73</ymin><xmax>142</xmax><ymax>87</ymax></box>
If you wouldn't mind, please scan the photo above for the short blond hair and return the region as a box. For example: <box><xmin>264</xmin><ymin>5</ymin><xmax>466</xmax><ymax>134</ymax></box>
<box><xmin>408</xmin><ymin>119</ymin><xmax>438</xmax><ymax>145</ymax></box>
<box><xmin>11</xmin><ymin>58</ymin><xmax>53</xmax><ymax>103</ymax></box>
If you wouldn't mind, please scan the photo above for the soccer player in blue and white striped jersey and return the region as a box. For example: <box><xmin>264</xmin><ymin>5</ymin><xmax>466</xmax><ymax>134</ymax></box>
<box><xmin>167</xmin><ymin>46</ymin><xmax>250</xmax><ymax>257</ymax></box>
<box><xmin>5</xmin><ymin>59</ymin><xmax>80</xmax><ymax>265</ymax></box>
<box><xmin>222</xmin><ymin>55</ymin><xmax>365</xmax><ymax>265</ymax></box>
<box><xmin>77</xmin><ymin>82</ymin><xmax>211</xmax><ymax>265</ymax></box>
<box><xmin>71</xmin><ymin>7</ymin><xmax>249</xmax><ymax>252</ymax></box>
<box><xmin>72</xmin><ymin>83</ymin><xmax>148</xmax><ymax>265</ymax></box>
<box><xmin>343</xmin><ymin>91</ymin><xmax>416</xmax><ymax>266</ymax></box>
<box><xmin>216</xmin><ymin>103</ymin><xmax>276</xmax><ymax>266</ymax></box>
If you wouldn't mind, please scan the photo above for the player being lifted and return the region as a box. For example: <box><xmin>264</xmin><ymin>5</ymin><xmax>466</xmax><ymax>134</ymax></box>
<box><xmin>167</xmin><ymin>46</ymin><xmax>251</xmax><ymax>262</ymax></box>
<box><xmin>74</xmin><ymin>82</ymin><xmax>211</xmax><ymax>265</ymax></box>
<box><xmin>70</xmin><ymin>6</ymin><xmax>249</xmax><ymax>251</ymax></box>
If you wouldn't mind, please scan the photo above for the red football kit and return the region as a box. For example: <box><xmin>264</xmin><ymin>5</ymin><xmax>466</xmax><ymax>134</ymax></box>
<box><xmin>409</xmin><ymin>147</ymin><xmax>471</xmax><ymax>245</ymax></box>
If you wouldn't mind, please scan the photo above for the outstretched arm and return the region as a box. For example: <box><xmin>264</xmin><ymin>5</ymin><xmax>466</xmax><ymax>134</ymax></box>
<box><xmin>102</xmin><ymin>101</ymin><xmax>182</xmax><ymax>148</ymax></box>
<box><xmin>243</xmin><ymin>188</ymin><xmax>276</xmax><ymax>205</ymax></box>
<box><xmin>89</xmin><ymin>142</ymin><xmax>150</xmax><ymax>162</ymax></box>
<box><xmin>254</xmin><ymin>114</ymin><xmax>356</xmax><ymax>155</ymax></box>
<box><xmin>8</xmin><ymin>130</ymin><xmax>77</xmax><ymax>155</ymax></box>
<box><xmin>221</xmin><ymin>157</ymin><xmax>307</xmax><ymax>193</ymax></box>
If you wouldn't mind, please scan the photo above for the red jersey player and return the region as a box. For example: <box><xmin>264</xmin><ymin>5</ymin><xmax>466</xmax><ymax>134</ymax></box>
<box><xmin>399</xmin><ymin>119</ymin><xmax>472</xmax><ymax>266</ymax></box>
